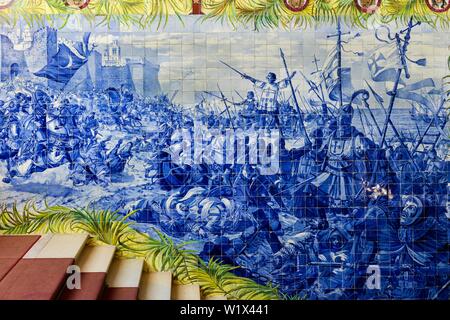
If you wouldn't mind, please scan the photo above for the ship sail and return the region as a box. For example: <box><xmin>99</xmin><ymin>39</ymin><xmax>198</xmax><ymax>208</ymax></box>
<box><xmin>321</xmin><ymin>47</ymin><xmax>354</xmax><ymax>103</ymax></box>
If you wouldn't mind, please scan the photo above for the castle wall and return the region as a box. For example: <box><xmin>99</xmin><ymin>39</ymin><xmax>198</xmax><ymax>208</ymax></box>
<box><xmin>143</xmin><ymin>59</ymin><xmax>161</xmax><ymax>97</ymax></box>
<box><xmin>1</xmin><ymin>28</ymin><xmax>161</xmax><ymax>97</ymax></box>
<box><xmin>0</xmin><ymin>35</ymin><xmax>29</xmax><ymax>82</ymax></box>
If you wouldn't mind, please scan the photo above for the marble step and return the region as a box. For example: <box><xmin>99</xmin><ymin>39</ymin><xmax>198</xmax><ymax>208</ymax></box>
<box><xmin>60</xmin><ymin>245</ymin><xmax>116</xmax><ymax>300</ymax></box>
<box><xmin>203</xmin><ymin>295</ymin><xmax>227</xmax><ymax>300</ymax></box>
<box><xmin>171</xmin><ymin>284</ymin><xmax>201</xmax><ymax>300</ymax></box>
<box><xmin>77</xmin><ymin>245</ymin><xmax>116</xmax><ymax>273</ymax></box>
<box><xmin>103</xmin><ymin>258</ymin><xmax>144</xmax><ymax>300</ymax></box>
<box><xmin>0</xmin><ymin>235</ymin><xmax>41</xmax><ymax>281</ymax></box>
<box><xmin>28</xmin><ymin>234</ymin><xmax>89</xmax><ymax>262</ymax></box>
<box><xmin>138</xmin><ymin>271</ymin><xmax>172</xmax><ymax>300</ymax></box>
<box><xmin>0</xmin><ymin>233</ymin><xmax>89</xmax><ymax>300</ymax></box>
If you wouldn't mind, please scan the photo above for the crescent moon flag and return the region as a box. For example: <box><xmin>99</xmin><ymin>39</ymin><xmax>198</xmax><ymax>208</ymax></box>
<box><xmin>34</xmin><ymin>32</ymin><xmax>91</xmax><ymax>85</ymax></box>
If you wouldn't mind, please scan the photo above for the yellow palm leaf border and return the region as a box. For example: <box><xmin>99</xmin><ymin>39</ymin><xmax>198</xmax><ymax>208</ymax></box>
<box><xmin>0</xmin><ymin>0</ymin><xmax>447</xmax><ymax>30</ymax></box>
<box><xmin>0</xmin><ymin>202</ymin><xmax>281</xmax><ymax>300</ymax></box>
<box><xmin>1</xmin><ymin>0</ymin><xmax>449</xmax><ymax>300</ymax></box>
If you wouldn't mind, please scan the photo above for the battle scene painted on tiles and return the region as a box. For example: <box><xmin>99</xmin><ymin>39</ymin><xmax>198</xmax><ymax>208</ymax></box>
<box><xmin>0</xmin><ymin>13</ymin><xmax>449</xmax><ymax>300</ymax></box>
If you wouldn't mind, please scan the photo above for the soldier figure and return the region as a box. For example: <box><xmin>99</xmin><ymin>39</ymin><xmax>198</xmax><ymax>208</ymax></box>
<box><xmin>310</xmin><ymin>104</ymin><xmax>373</xmax><ymax>211</ymax></box>
<box><xmin>243</xmin><ymin>71</ymin><xmax>296</xmax><ymax>130</ymax></box>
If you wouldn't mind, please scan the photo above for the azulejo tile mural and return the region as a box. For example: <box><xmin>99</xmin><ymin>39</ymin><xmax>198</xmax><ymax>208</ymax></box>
<box><xmin>0</xmin><ymin>1</ymin><xmax>449</xmax><ymax>300</ymax></box>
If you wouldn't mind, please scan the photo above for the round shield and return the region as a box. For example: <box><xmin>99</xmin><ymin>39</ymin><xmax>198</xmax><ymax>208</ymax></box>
<box><xmin>354</xmin><ymin>0</ymin><xmax>382</xmax><ymax>14</ymax></box>
<box><xmin>283</xmin><ymin>0</ymin><xmax>309</xmax><ymax>12</ymax></box>
<box><xmin>64</xmin><ymin>0</ymin><xmax>90</xmax><ymax>10</ymax></box>
<box><xmin>426</xmin><ymin>0</ymin><xmax>450</xmax><ymax>13</ymax></box>
<box><xmin>0</xmin><ymin>0</ymin><xmax>15</xmax><ymax>10</ymax></box>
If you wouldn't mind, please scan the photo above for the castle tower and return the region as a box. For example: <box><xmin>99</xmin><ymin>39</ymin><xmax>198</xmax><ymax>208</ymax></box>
<box><xmin>23</xmin><ymin>26</ymin><xmax>58</xmax><ymax>78</ymax></box>
<box><xmin>102</xmin><ymin>40</ymin><xmax>125</xmax><ymax>67</ymax></box>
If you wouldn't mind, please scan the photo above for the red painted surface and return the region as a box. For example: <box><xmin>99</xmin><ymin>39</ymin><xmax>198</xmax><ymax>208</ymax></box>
<box><xmin>0</xmin><ymin>258</ymin><xmax>74</xmax><ymax>300</ymax></box>
<box><xmin>191</xmin><ymin>0</ymin><xmax>204</xmax><ymax>15</ymax></box>
<box><xmin>60</xmin><ymin>272</ymin><xmax>107</xmax><ymax>300</ymax></box>
<box><xmin>102</xmin><ymin>287</ymin><xmax>139</xmax><ymax>300</ymax></box>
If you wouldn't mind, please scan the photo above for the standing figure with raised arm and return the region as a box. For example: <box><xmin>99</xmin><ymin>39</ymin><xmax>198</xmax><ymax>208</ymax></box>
<box><xmin>242</xmin><ymin>71</ymin><xmax>296</xmax><ymax>130</ymax></box>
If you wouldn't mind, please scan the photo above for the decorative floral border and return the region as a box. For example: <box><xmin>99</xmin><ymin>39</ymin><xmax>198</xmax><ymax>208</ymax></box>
<box><xmin>63</xmin><ymin>0</ymin><xmax>91</xmax><ymax>10</ymax></box>
<box><xmin>0</xmin><ymin>0</ymin><xmax>448</xmax><ymax>30</ymax></box>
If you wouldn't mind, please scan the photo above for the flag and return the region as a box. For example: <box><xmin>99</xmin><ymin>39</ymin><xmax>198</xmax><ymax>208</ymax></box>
<box><xmin>368</xmin><ymin>41</ymin><xmax>436</xmax><ymax>109</ymax></box>
<box><xmin>396</xmin><ymin>78</ymin><xmax>437</xmax><ymax>110</ymax></box>
<box><xmin>34</xmin><ymin>32</ymin><xmax>91</xmax><ymax>85</ymax></box>
<box><xmin>321</xmin><ymin>48</ymin><xmax>354</xmax><ymax>103</ymax></box>
<box><xmin>368</xmin><ymin>42</ymin><xmax>402</xmax><ymax>83</ymax></box>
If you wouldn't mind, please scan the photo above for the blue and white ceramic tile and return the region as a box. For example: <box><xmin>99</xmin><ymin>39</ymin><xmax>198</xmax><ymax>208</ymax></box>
<box><xmin>0</xmin><ymin>16</ymin><xmax>449</xmax><ymax>299</ymax></box>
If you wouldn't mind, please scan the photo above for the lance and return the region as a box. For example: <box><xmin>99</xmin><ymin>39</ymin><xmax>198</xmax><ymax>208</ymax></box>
<box><xmin>233</xmin><ymin>90</ymin><xmax>247</xmax><ymax>114</ymax></box>
<box><xmin>311</xmin><ymin>54</ymin><xmax>329</xmax><ymax>116</ymax></box>
<box><xmin>299</xmin><ymin>70</ymin><xmax>330</xmax><ymax>117</ymax></box>
<box><xmin>203</xmin><ymin>90</ymin><xmax>233</xmax><ymax>104</ymax></box>
<box><xmin>366</xmin><ymin>81</ymin><xmax>399</xmax><ymax>139</ymax></box>
<box><xmin>379</xmin><ymin>19</ymin><xmax>419</xmax><ymax>148</ymax></box>
<box><xmin>217</xmin><ymin>85</ymin><xmax>236</xmax><ymax>130</ymax></box>
<box><xmin>414</xmin><ymin>120</ymin><xmax>422</xmax><ymax>136</ymax></box>
<box><xmin>366</xmin><ymin>85</ymin><xmax>420</xmax><ymax>171</ymax></box>
<box><xmin>361</xmin><ymin>81</ymin><xmax>383</xmax><ymax>138</ymax></box>
<box><xmin>355</xmin><ymin>103</ymin><xmax>375</xmax><ymax>142</ymax></box>
<box><xmin>432</xmin><ymin>280</ymin><xmax>450</xmax><ymax>300</ymax></box>
<box><xmin>280</xmin><ymin>48</ymin><xmax>311</xmax><ymax>145</ymax></box>
<box><xmin>170</xmin><ymin>90</ymin><xmax>179</xmax><ymax>103</ymax></box>
<box><xmin>412</xmin><ymin>103</ymin><xmax>447</xmax><ymax>154</ymax></box>
<box><xmin>299</xmin><ymin>70</ymin><xmax>323</xmax><ymax>103</ymax></box>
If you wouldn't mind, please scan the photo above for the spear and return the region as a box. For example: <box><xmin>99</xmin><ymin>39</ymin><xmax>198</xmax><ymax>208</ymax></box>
<box><xmin>217</xmin><ymin>84</ymin><xmax>235</xmax><ymax>130</ymax></box>
<box><xmin>280</xmin><ymin>48</ymin><xmax>311</xmax><ymax>145</ymax></box>
<box><xmin>355</xmin><ymin>103</ymin><xmax>375</xmax><ymax>142</ymax></box>
<box><xmin>234</xmin><ymin>90</ymin><xmax>244</xmax><ymax>100</ymax></box>
<box><xmin>203</xmin><ymin>90</ymin><xmax>234</xmax><ymax>104</ymax></box>
<box><xmin>366</xmin><ymin>80</ymin><xmax>411</xmax><ymax>149</ymax></box>
<box><xmin>365</xmin><ymin>81</ymin><xmax>420</xmax><ymax>170</ymax></box>
<box><xmin>412</xmin><ymin>103</ymin><xmax>447</xmax><ymax>154</ymax></box>
<box><xmin>379</xmin><ymin>19</ymin><xmax>419</xmax><ymax>148</ymax></box>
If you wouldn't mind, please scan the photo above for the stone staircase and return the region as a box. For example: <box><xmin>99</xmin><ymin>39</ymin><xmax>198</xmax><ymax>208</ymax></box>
<box><xmin>0</xmin><ymin>234</ymin><xmax>227</xmax><ymax>300</ymax></box>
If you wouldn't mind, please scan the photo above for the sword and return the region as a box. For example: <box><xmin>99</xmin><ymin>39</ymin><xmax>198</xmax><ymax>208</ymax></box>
<box><xmin>220</xmin><ymin>60</ymin><xmax>256</xmax><ymax>82</ymax></box>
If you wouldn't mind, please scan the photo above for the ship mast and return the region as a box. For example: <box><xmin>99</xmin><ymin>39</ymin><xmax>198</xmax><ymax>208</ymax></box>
<box><xmin>327</xmin><ymin>18</ymin><xmax>350</xmax><ymax>108</ymax></box>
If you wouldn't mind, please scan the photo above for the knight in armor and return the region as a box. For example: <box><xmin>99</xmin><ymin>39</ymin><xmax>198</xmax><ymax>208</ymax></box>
<box><xmin>310</xmin><ymin>104</ymin><xmax>373</xmax><ymax>212</ymax></box>
<box><xmin>291</xmin><ymin>129</ymin><xmax>328</xmax><ymax>225</ymax></box>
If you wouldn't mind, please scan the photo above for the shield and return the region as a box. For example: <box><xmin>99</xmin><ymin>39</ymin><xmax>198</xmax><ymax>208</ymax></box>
<box><xmin>0</xmin><ymin>0</ymin><xmax>15</xmax><ymax>10</ymax></box>
<box><xmin>64</xmin><ymin>0</ymin><xmax>90</xmax><ymax>9</ymax></box>
<box><xmin>283</xmin><ymin>0</ymin><xmax>309</xmax><ymax>12</ymax></box>
<box><xmin>426</xmin><ymin>0</ymin><xmax>450</xmax><ymax>13</ymax></box>
<box><xmin>354</xmin><ymin>0</ymin><xmax>382</xmax><ymax>14</ymax></box>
